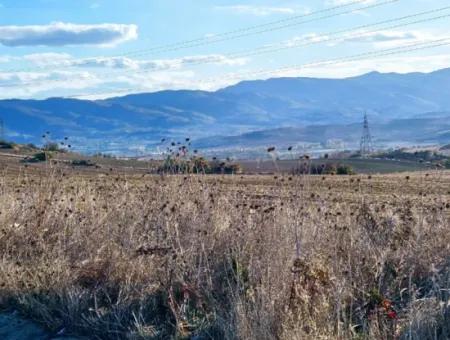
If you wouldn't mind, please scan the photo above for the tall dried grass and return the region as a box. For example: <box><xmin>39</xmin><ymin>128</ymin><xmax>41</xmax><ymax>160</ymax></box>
<box><xmin>0</xmin><ymin>168</ymin><xmax>449</xmax><ymax>339</ymax></box>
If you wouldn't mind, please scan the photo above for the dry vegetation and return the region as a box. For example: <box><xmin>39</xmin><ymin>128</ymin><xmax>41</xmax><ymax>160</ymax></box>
<box><xmin>0</xmin><ymin>163</ymin><xmax>449</xmax><ymax>339</ymax></box>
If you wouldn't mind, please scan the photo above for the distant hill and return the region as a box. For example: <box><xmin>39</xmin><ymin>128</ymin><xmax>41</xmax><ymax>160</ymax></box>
<box><xmin>194</xmin><ymin>117</ymin><xmax>450</xmax><ymax>150</ymax></box>
<box><xmin>1</xmin><ymin>68</ymin><xmax>450</xmax><ymax>153</ymax></box>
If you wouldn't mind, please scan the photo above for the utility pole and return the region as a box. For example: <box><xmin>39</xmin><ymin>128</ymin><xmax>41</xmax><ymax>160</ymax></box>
<box><xmin>360</xmin><ymin>112</ymin><xmax>373</xmax><ymax>158</ymax></box>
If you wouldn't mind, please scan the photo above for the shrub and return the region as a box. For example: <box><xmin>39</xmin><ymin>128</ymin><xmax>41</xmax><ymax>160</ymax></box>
<box><xmin>293</xmin><ymin>162</ymin><xmax>354</xmax><ymax>175</ymax></box>
<box><xmin>0</xmin><ymin>140</ymin><xmax>15</xmax><ymax>149</ymax></box>
<box><xmin>43</xmin><ymin>142</ymin><xmax>60</xmax><ymax>152</ymax></box>
<box><xmin>23</xmin><ymin>152</ymin><xmax>52</xmax><ymax>163</ymax></box>
<box><xmin>158</xmin><ymin>157</ymin><xmax>242</xmax><ymax>175</ymax></box>
<box><xmin>336</xmin><ymin>164</ymin><xmax>355</xmax><ymax>175</ymax></box>
<box><xmin>158</xmin><ymin>156</ymin><xmax>196</xmax><ymax>174</ymax></box>
<box><xmin>191</xmin><ymin>157</ymin><xmax>211</xmax><ymax>173</ymax></box>
<box><xmin>445</xmin><ymin>159</ymin><xmax>450</xmax><ymax>169</ymax></box>
<box><xmin>377</xmin><ymin>149</ymin><xmax>446</xmax><ymax>162</ymax></box>
<box><xmin>25</xmin><ymin>143</ymin><xmax>38</xmax><ymax>150</ymax></box>
<box><xmin>210</xmin><ymin>161</ymin><xmax>243</xmax><ymax>174</ymax></box>
<box><xmin>71</xmin><ymin>159</ymin><xmax>96</xmax><ymax>167</ymax></box>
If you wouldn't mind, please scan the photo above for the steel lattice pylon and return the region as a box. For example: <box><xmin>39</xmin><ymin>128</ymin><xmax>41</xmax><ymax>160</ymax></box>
<box><xmin>360</xmin><ymin>113</ymin><xmax>373</xmax><ymax>157</ymax></box>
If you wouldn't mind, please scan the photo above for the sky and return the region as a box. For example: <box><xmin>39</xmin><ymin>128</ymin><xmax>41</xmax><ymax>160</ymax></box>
<box><xmin>0</xmin><ymin>0</ymin><xmax>450</xmax><ymax>99</ymax></box>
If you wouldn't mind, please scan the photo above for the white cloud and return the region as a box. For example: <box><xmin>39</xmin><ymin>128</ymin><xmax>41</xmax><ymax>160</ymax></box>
<box><xmin>265</xmin><ymin>54</ymin><xmax>450</xmax><ymax>79</ymax></box>
<box><xmin>324</xmin><ymin>0</ymin><xmax>377</xmax><ymax>17</ymax></box>
<box><xmin>282</xmin><ymin>33</ymin><xmax>331</xmax><ymax>47</ymax></box>
<box><xmin>23</xmin><ymin>52</ymin><xmax>73</xmax><ymax>66</ymax></box>
<box><xmin>277</xmin><ymin>29</ymin><xmax>450</xmax><ymax>50</ymax></box>
<box><xmin>0</xmin><ymin>55</ymin><xmax>13</xmax><ymax>63</ymax></box>
<box><xmin>72</xmin><ymin>55</ymin><xmax>240</xmax><ymax>70</ymax></box>
<box><xmin>344</xmin><ymin>30</ymin><xmax>450</xmax><ymax>49</ymax></box>
<box><xmin>22</xmin><ymin>53</ymin><xmax>248</xmax><ymax>70</ymax></box>
<box><xmin>215</xmin><ymin>5</ymin><xmax>308</xmax><ymax>16</ymax></box>
<box><xmin>0</xmin><ymin>69</ymin><xmax>200</xmax><ymax>100</ymax></box>
<box><xmin>0</xmin><ymin>69</ymin><xmax>102</xmax><ymax>98</ymax></box>
<box><xmin>325</xmin><ymin>0</ymin><xmax>376</xmax><ymax>5</ymax></box>
<box><xmin>0</xmin><ymin>53</ymin><xmax>249</xmax><ymax>99</ymax></box>
<box><xmin>346</xmin><ymin>31</ymin><xmax>418</xmax><ymax>43</ymax></box>
<box><xmin>0</xmin><ymin>22</ymin><xmax>138</xmax><ymax>47</ymax></box>
<box><xmin>2</xmin><ymin>51</ymin><xmax>449</xmax><ymax>100</ymax></box>
<box><xmin>70</xmin><ymin>53</ymin><xmax>450</xmax><ymax>98</ymax></box>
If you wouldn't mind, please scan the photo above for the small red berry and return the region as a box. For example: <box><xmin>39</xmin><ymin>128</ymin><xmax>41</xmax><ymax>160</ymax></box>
<box><xmin>387</xmin><ymin>310</ymin><xmax>397</xmax><ymax>319</ymax></box>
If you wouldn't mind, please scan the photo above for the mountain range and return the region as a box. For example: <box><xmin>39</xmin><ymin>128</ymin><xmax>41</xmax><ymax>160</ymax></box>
<box><xmin>2</xmin><ymin>68</ymin><xmax>450</xmax><ymax>154</ymax></box>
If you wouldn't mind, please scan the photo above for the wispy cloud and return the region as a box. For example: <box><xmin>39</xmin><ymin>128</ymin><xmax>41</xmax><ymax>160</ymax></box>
<box><xmin>0</xmin><ymin>55</ymin><xmax>13</xmax><ymax>63</ymax></box>
<box><xmin>324</xmin><ymin>0</ymin><xmax>377</xmax><ymax>17</ymax></box>
<box><xmin>0</xmin><ymin>53</ymin><xmax>249</xmax><ymax>98</ymax></box>
<box><xmin>0</xmin><ymin>69</ymin><xmax>102</xmax><ymax>99</ymax></box>
<box><xmin>275</xmin><ymin>29</ymin><xmax>450</xmax><ymax>50</ymax></box>
<box><xmin>347</xmin><ymin>31</ymin><xmax>418</xmax><ymax>43</ymax></box>
<box><xmin>0</xmin><ymin>22</ymin><xmax>138</xmax><ymax>47</ymax></box>
<box><xmin>22</xmin><ymin>53</ymin><xmax>248</xmax><ymax>70</ymax></box>
<box><xmin>2</xmin><ymin>52</ymin><xmax>450</xmax><ymax>100</ymax></box>
<box><xmin>0</xmin><ymin>68</ymin><xmax>199</xmax><ymax>99</ymax></box>
<box><xmin>325</xmin><ymin>0</ymin><xmax>376</xmax><ymax>5</ymax></box>
<box><xmin>23</xmin><ymin>52</ymin><xmax>73</xmax><ymax>66</ymax></box>
<box><xmin>344</xmin><ymin>30</ymin><xmax>450</xmax><ymax>49</ymax></box>
<box><xmin>214</xmin><ymin>5</ymin><xmax>308</xmax><ymax>16</ymax></box>
<box><xmin>263</xmin><ymin>54</ymin><xmax>450</xmax><ymax>79</ymax></box>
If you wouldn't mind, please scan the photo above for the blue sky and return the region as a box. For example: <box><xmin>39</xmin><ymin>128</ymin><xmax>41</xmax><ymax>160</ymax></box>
<box><xmin>0</xmin><ymin>0</ymin><xmax>450</xmax><ymax>99</ymax></box>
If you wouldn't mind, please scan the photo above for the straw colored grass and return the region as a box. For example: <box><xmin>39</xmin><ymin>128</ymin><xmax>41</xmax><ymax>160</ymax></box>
<box><xmin>0</xmin><ymin>168</ymin><xmax>449</xmax><ymax>339</ymax></box>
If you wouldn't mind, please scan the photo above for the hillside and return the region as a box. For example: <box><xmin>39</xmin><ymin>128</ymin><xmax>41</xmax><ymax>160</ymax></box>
<box><xmin>1</xmin><ymin>68</ymin><xmax>450</xmax><ymax>153</ymax></box>
<box><xmin>194</xmin><ymin>117</ymin><xmax>450</xmax><ymax>150</ymax></box>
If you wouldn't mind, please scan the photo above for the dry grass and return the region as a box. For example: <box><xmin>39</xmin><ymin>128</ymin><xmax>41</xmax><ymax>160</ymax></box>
<box><xmin>0</xmin><ymin>166</ymin><xmax>449</xmax><ymax>339</ymax></box>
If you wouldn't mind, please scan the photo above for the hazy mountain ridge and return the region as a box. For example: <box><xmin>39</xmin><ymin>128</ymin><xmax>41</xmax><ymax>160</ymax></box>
<box><xmin>1</xmin><ymin>68</ymin><xmax>450</xmax><ymax>153</ymax></box>
<box><xmin>194</xmin><ymin>117</ymin><xmax>450</xmax><ymax>151</ymax></box>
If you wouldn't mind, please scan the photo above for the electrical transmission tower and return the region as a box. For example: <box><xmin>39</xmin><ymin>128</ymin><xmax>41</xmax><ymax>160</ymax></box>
<box><xmin>360</xmin><ymin>113</ymin><xmax>373</xmax><ymax>157</ymax></box>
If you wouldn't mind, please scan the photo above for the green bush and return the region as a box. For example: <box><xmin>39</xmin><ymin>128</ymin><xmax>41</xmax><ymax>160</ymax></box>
<box><xmin>23</xmin><ymin>152</ymin><xmax>52</xmax><ymax>163</ymax></box>
<box><xmin>43</xmin><ymin>142</ymin><xmax>60</xmax><ymax>152</ymax></box>
<box><xmin>71</xmin><ymin>159</ymin><xmax>96</xmax><ymax>167</ymax></box>
<box><xmin>337</xmin><ymin>164</ymin><xmax>355</xmax><ymax>175</ymax></box>
<box><xmin>0</xmin><ymin>140</ymin><xmax>15</xmax><ymax>149</ymax></box>
<box><xmin>445</xmin><ymin>159</ymin><xmax>450</xmax><ymax>169</ymax></box>
<box><xmin>293</xmin><ymin>162</ymin><xmax>354</xmax><ymax>175</ymax></box>
<box><xmin>26</xmin><ymin>143</ymin><xmax>38</xmax><ymax>150</ymax></box>
<box><xmin>377</xmin><ymin>149</ymin><xmax>446</xmax><ymax>162</ymax></box>
<box><xmin>158</xmin><ymin>157</ymin><xmax>242</xmax><ymax>175</ymax></box>
<box><xmin>210</xmin><ymin>161</ymin><xmax>243</xmax><ymax>174</ymax></box>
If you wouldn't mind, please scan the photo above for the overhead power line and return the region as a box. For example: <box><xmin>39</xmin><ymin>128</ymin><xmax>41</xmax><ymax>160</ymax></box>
<box><xmin>206</xmin><ymin>38</ymin><xmax>450</xmax><ymax>83</ymax></box>
<box><xmin>1</xmin><ymin>0</ymin><xmax>399</xmax><ymax>75</ymax></box>
<box><xmin>123</xmin><ymin>0</ymin><xmax>396</xmax><ymax>55</ymax></box>
<box><xmin>2</xmin><ymin>7</ymin><xmax>449</xmax><ymax>89</ymax></box>
<box><xmin>225</xmin><ymin>7</ymin><xmax>450</xmax><ymax>59</ymax></box>
<box><xmin>122</xmin><ymin>0</ymin><xmax>399</xmax><ymax>56</ymax></box>
<box><xmin>67</xmin><ymin>37</ymin><xmax>450</xmax><ymax>99</ymax></box>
